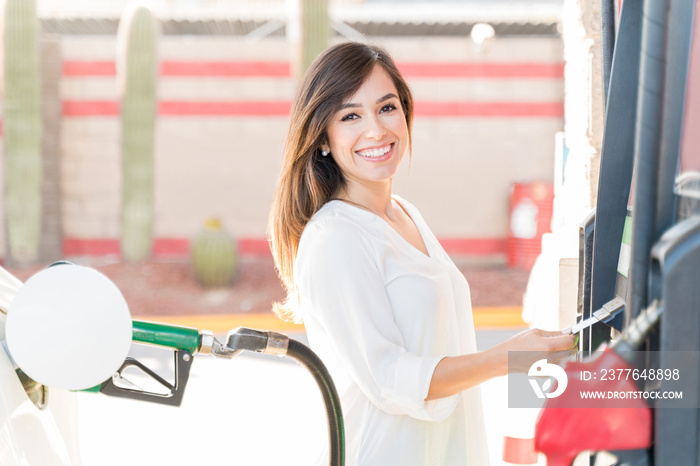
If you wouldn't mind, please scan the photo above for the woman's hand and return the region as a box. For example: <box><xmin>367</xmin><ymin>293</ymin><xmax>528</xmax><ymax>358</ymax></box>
<box><xmin>488</xmin><ymin>328</ymin><xmax>577</xmax><ymax>375</ymax></box>
<box><xmin>426</xmin><ymin>329</ymin><xmax>577</xmax><ymax>401</ymax></box>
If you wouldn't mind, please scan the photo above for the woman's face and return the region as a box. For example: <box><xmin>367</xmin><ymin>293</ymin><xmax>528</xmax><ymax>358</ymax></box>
<box><xmin>323</xmin><ymin>64</ymin><xmax>409</xmax><ymax>190</ymax></box>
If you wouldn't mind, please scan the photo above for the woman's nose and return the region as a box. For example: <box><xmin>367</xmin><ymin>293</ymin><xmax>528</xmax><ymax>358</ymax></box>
<box><xmin>364</xmin><ymin>115</ymin><xmax>386</xmax><ymax>140</ymax></box>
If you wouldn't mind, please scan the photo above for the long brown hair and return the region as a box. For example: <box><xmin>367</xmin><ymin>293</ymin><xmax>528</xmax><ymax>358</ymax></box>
<box><xmin>268</xmin><ymin>42</ymin><xmax>414</xmax><ymax>321</ymax></box>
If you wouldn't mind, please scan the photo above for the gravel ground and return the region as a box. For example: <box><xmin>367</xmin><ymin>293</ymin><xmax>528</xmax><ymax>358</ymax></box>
<box><xmin>4</xmin><ymin>256</ymin><xmax>530</xmax><ymax>318</ymax></box>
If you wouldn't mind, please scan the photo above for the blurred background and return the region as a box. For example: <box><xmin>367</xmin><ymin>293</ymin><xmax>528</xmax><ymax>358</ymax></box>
<box><xmin>0</xmin><ymin>0</ymin><xmax>580</xmax><ymax>325</ymax></box>
<box><xmin>1</xmin><ymin>0</ymin><xmax>611</xmax><ymax>463</ymax></box>
<box><xmin>0</xmin><ymin>0</ymin><xmax>565</xmax><ymax>267</ymax></box>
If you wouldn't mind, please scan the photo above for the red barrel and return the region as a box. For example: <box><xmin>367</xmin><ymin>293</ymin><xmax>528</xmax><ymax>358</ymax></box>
<box><xmin>507</xmin><ymin>182</ymin><xmax>554</xmax><ymax>269</ymax></box>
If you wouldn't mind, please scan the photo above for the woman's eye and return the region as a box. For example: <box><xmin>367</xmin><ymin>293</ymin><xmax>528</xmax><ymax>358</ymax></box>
<box><xmin>380</xmin><ymin>104</ymin><xmax>397</xmax><ymax>113</ymax></box>
<box><xmin>340</xmin><ymin>113</ymin><xmax>359</xmax><ymax>122</ymax></box>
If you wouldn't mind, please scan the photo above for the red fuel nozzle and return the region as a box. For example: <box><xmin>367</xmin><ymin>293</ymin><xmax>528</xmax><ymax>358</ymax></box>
<box><xmin>534</xmin><ymin>348</ymin><xmax>652</xmax><ymax>466</ymax></box>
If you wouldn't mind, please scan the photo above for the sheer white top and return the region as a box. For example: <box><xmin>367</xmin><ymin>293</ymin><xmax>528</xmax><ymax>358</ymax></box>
<box><xmin>295</xmin><ymin>196</ymin><xmax>489</xmax><ymax>465</ymax></box>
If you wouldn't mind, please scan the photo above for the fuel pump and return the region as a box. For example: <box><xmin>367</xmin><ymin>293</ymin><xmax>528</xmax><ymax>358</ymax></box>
<box><xmin>535</xmin><ymin>0</ymin><xmax>700</xmax><ymax>464</ymax></box>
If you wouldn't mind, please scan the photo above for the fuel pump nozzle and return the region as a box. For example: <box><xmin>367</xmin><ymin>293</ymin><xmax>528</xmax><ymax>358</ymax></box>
<box><xmin>97</xmin><ymin>320</ymin><xmax>204</xmax><ymax>406</ymax></box>
<box><xmin>99</xmin><ymin>324</ymin><xmax>289</xmax><ymax>406</ymax></box>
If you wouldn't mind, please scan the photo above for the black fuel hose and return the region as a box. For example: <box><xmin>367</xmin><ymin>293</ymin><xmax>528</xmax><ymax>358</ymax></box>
<box><xmin>627</xmin><ymin>0</ymin><xmax>668</xmax><ymax>321</ymax></box>
<box><xmin>286</xmin><ymin>338</ymin><xmax>345</xmax><ymax>466</ymax></box>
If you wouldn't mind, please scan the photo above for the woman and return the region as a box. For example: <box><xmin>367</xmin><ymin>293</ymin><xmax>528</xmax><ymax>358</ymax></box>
<box><xmin>269</xmin><ymin>42</ymin><xmax>575</xmax><ymax>465</ymax></box>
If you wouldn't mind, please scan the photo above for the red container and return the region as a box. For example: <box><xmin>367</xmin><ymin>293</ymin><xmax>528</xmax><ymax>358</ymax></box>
<box><xmin>507</xmin><ymin>182</ymin><xmax>554</xmax><ymax>269</ymax></box>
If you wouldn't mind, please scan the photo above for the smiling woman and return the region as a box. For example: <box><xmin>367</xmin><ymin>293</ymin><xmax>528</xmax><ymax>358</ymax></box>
<box><xmin>322</xmin><ymin>67</ymin><xmax>408</xmax><ymax>188</ymax></box>
<box><xmin>268</xmin><ymin>42</ymin><xmax>574</xmax><ymax>466</ymax></box>
<box><xmin>268</xmin><ymin>43</ymin><xmax>414</xmax><ymax>314</ymax></box>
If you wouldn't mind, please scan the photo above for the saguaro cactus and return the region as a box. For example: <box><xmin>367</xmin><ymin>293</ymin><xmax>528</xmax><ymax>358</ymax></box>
<box><xmin>3</xmin><ymin>0</ymin><xmax>42</xmax><ymax>265</ymax></box>
<box><xmin>40</xmin><ymin>38</ymin><xmax>64</xmax><ymax>263</ymax></box>
<box><xmin>117</xmin><ymin>4</ymin><xmax>159</xmax><ymax>262</ymax></box>
<box><xmin>298</xmin><ymin>0</ymin><xmax>330</xmax><ymax>80</ymax></box>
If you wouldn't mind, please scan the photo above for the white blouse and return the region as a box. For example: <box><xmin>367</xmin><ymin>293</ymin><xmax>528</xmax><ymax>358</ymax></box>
<box><xmin>295</xmin><ymin>196</ymin><xmax>489</xmax><ymax>465</ymax></box>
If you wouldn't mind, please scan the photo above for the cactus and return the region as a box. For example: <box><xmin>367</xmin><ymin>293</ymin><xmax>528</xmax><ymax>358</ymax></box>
<box><xmin>3</xmin><ymin>0</ymin><xmax>42</xmax><ymax>265</ymax></box>
<box><xmin>40</xmin><ymin>39</ymin><xmax>64</xmax><ymax>263</ymax></box>
<box><xmin>117</xmin><ymin>4</ymin><xmax>159</xmax><ymax>262</ymax></box>
<box><xmin>191</xmin><ymin>219</ymin><xmax>239</xmax><ymax>288</ymax></box>
<box><xmin>299</xmin><ymin>0</ymin><xmax>330</xmax><ymax>79</ymax></box>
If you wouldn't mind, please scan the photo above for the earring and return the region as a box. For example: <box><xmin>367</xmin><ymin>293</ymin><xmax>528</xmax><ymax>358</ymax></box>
<box><xmin>321</xmin><ymin>149</ymin><xmax>329</xmax><ymax>157</ymax></box>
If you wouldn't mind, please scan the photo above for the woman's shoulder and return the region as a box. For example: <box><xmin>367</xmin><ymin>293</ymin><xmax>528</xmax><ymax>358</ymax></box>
<box><xmin>296</xmin><ymin>201</ymin><xmax>378</xmax><ymax>268</ymax></box>
<box><xmin>303</xmin><ymin>201</ymin><xmax>374</xmax><ymax>242</ymax></box>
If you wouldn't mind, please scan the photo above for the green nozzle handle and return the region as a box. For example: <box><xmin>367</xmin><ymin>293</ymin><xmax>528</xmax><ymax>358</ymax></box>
<box><xmin>132</xmin><ymin>320</ymin><xmax>200</xmax><ymax>354</ymax></box>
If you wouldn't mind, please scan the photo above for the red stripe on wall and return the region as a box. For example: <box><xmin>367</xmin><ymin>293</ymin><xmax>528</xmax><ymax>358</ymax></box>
<box><xmin>159</xmin><ymin>101</ymin><xmax>292</xmax><ymax>116</ymax></box>
<box><xmin>63</xmin><ymin>239</ymin><xmax>121</xmax><ymax>256</ymax></box>
<box><xmin>62</xmin><ymin>238</ymin><xmax>271</xmax><ymax>258</ymax></box>
<box><xmin>438</xmin><ymin>238</ymin><xmax>507</xmax><ymax>256</ymax></box>
<box><xmin>161</xmin><ymin>61</ymin><xmax>290</xmax><ymax>77</ymax></box>
<box><xmin>238</xmin><ymin>238</ymin><xmax>273</xmax><ymax>256</ymax></box>
<box><xmin>62</xmin><ymin>60</ymin><xmax>290</xmax><ymax>77</ymax></box>
<box><xmin>397</xmin><ymin>62</ymin><xmax>565</xmax><ymax>78</ymax></box>
<box><xmin>61</xmin><ymin>100</ymin><xmax>292</xmax><ymax>117</ymax></box>
<box><xmin>63</xmin><ymin>101</ymin><xmax>120</xmax><ymax>116</ymax></box>
<box><xmin>63</xmin><ymin>61</ymin><xmax>116</xmax><ymax>76</ymax></box>
<box><xmin>152</xmin><ymin>238</ymin><xmax>190</xmax><ymax>256</ymax></box>
<box><xmin>63</xmin><ymin>238</ymin><xmax>190</xmax><ymax>257</ymax></box>
<box><xmin>62</xmin><ymin>237</ymin><xmax>505</xmax><ymax>259</ymax></box>
<box><xmin>61</xmin><ymin>60</ymin><xmax>564</xmax><ymax>79</ymax></box>
<box><xmin>415</xmin><ymin>101</ymin><xmax>564</xmax><ymax>118</ymax></box>
<box><xmin>62</xmin><ymin>238</ymin><xmax>195</xmax><ymax>257</ymax></box>
<box><xmin>60</xmin><ymin>100</ymin><xmax>562</xmax><ymax>118</ymax></box>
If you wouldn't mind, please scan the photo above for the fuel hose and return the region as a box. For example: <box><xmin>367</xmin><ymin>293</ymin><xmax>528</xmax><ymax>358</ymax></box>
<box><xmin>286</xmin><ymin>338</ymin><xmax>345</xmax><ymax>466</ymax></box>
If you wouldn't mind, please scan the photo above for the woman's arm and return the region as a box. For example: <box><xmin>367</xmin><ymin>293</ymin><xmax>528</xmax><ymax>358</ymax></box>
<box><xmin>426</xmin><ymin>328</ymin><xmax>576</xmax><ymax>401</ymax></box>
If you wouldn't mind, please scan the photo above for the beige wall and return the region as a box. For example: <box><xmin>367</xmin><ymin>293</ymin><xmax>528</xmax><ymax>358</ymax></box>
<box><xmin>399</xmin><ymin>118</ymin><xmax>562</xmax><ymax>237</ymax></box>
<box><xmin>1</xmin><ymin>34</ymin><xmax>563</xmax><ymax>259</ymax></box>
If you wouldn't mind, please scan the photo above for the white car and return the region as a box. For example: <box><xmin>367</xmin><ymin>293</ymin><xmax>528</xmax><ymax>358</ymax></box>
<box><xmin>0</xmin><ymin>265</ymin><xmax>132</xmax><ymax>466</ymax></box>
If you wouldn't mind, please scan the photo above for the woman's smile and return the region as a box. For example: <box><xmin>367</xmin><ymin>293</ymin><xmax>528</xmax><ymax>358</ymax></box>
<box><xmin>356</xmin><ymin>142</ymin><xmax>394</xmax><ymax>161</ymax></box>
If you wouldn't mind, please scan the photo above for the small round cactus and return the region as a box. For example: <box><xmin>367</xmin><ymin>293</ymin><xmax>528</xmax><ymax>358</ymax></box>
<box><xmin>191</xmin><ymin>219</ymin><xmax>238</xmax><ymax>288</ymax></box>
